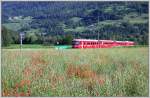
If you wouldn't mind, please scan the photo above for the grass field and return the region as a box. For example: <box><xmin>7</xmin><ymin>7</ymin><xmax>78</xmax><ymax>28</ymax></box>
<box><xmin>2</xmin><ymin>44</ymin><xmax>72</xmax><ymax>49</ymax></box>
<box><xmin>2</xmin><ymin>44</ymin><xmax>53</xmax><ymax>49</ymax></box>
<box><xmin>1</xmin><ymin>47</ymin><xmax>149</xmax><ymax>96</ymax></box>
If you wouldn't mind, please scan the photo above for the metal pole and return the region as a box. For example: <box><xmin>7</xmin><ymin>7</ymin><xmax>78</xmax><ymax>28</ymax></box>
<box><xmin>97</xmin><ymin>2</ymin><xmax>99</xmax><ymax>41</ymax></box>
<box><xmin>42</xmin><ymin>33</ymin><xmax>44</xmax><ymax>44</ymax></box>
<box><xmin>20</xmin><ymin>33</ymin><xmax>23</xmax><ymax>50</ymax></box>
<box><xmin>20</xmin><ymin>35</ymin><xmax>22</xmax><ymax>49</ymax></box>
<box><xmin>98</xmin><ymin>29</ymin><xmax>99</xmax><ymax>40</ymax></box>
<box><xmin>20</xmin><ymin>32</ymin><xmax>24</xmax><ymax>50</ymax></box>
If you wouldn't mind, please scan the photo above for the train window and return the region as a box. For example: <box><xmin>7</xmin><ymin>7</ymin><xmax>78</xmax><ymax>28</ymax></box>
<box><xmin>72</xmin><ymin>41</ymin><xmax>80</xmax><ymax>45</ymax></box>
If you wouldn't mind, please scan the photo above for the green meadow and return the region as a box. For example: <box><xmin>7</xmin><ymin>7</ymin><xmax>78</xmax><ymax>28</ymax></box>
<box><xmin>1</xmin><ymin>47</ymin><xmax>149</xmax><ymax>96</ymax></box>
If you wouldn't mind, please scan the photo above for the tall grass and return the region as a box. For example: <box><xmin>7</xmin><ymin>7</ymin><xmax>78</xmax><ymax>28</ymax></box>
<box><xmin>1</xmin><ymin>47</ymin><xmax>148</xmax><ymax>96</ymax></box>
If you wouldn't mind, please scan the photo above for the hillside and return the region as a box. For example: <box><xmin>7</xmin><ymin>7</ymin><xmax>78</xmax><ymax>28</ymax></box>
<box><xmin>1</xmin><ymin>1</ymin><xmax>149</xmax><ymax>45</ymax></box>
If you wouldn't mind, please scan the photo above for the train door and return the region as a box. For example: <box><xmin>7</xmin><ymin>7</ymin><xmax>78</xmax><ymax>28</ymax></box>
<box><xmin>83</xmin><ymin>41</ymin><xmax>87</xmax><ymax>48</ymax></box>
<box><xmin>81</xmin><ymin>41</ymin><xmax>84</xmax><ymax>48</ymax></box>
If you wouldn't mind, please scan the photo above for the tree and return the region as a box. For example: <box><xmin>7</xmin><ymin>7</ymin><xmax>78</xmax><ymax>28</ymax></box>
<box><xmin>62</xmin><ymin>34</ymin><xmax>73</xmax><ymax>45</ymax></box>
<box><xmin>2</xmin><ymin>26</ymin><xmax>13</xmax><ymax>46</ymax></box>
<box><xmin>24</xmin><ymin>32</ymin><xmax>38</xmax><ymax>44</ymax></box>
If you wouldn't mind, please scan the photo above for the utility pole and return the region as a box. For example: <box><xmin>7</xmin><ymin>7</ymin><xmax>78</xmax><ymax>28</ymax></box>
<box><xmin>20</xmin><ymin>32</ymin><xmax>25</xmax><ymax>50</ymax></box>
<box><xmin>97</xmin><ymin>2</ymin><xmax>99</xmax><ymax>41</ymax></box>
<box><xmin>97</xmin><ymin>2</ymin><xmax>101</xmax><ymax>49</ymax></box>
<box><xmin>41</xmin><ymin>32</ymin><xmax>46</xmax><ymax>44</ymax></box>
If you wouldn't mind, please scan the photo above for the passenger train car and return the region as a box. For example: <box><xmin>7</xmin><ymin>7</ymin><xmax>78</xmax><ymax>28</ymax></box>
<box><xmin>72</xmin><ymin>39</ymin><xmax>135</xmax><ymax>48</ymax></box>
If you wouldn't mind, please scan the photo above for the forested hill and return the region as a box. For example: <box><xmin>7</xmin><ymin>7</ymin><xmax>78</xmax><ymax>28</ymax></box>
<box><xmin>2</xmin><ymin>1</ymin><xmax>149</xmax><ymax>45</ymax></box>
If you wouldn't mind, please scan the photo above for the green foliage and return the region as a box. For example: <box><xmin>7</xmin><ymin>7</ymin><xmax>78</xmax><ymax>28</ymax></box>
<box><xmin>2</xmin><ymin>27</ymin><xmax>14</xmax><ymax>46</ymax></box>
<box><xmin>24</xmin><ymin>32</ymin><xmax>38</xmax><ymax>44</ymax></box>
<box><xmin>61</xmin><ymin>34</ymin><xmax>73</xmax><ymax>45</ymax></box>
<box><xmin>2</xmin><ymin>2</ymin><xmax>149</xmax><ymax>45</ymax></box>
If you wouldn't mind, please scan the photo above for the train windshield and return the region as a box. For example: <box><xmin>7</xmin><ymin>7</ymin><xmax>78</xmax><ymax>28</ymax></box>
<box><xmin>72</xmin><ymin>41</ymin><xmax>80</xmax><ymax>45</ymax></box>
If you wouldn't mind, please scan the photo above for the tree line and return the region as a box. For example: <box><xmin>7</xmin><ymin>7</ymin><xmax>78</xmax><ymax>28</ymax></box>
<box><xmin>2</xmin><ymin>1</ymin><xmax>149</xmax><ymax>46</ymax></box>
<box><xmin>2</xmin><ymin>26</ymin><xmax>73</xmax><ymax>46</ymax></box>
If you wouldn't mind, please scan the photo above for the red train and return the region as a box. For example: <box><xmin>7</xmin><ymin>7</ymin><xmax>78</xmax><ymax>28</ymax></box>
<box><xmin>72</xmin><ymin>39</ymin><xmax>135</xmax><ymax>48</ymax></box>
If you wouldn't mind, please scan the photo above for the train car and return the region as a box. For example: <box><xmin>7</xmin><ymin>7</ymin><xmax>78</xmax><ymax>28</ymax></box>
<box><xmin>72</xmin><ymin>39</ymin><xmax>135</xmax><ymax>48</ymax></box>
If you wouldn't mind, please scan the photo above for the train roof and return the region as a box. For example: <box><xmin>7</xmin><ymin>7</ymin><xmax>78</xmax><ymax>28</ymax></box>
<box><xmin>73</xmin><ymin>39</ymin><xmax>113</xmax><ymax>42</ymax></box>
<box><xmin>116</xmin><ymin>41</ymin><xmax>134</xmax><ymax>43</ymax></box>
<box><xmin>73</xmin><ymin>39</ymin><xmax>134</xmax><ymax>43</ymax></box>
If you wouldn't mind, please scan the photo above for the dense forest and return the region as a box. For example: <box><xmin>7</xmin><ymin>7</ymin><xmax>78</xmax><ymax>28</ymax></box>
<box><xmin>1</xmin><ymin>1</ymin><xmax>149</xmax><ymax>46</ymax></box>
